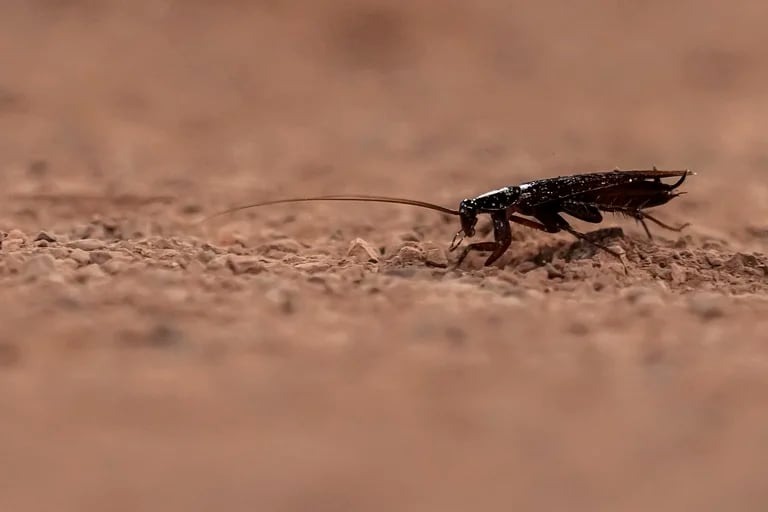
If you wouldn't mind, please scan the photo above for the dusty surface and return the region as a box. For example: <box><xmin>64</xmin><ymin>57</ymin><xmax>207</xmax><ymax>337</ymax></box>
<box><xmin>2</xmin><ymin>1</ymin><xmax>768</xmax><ymax>510</ymax></box>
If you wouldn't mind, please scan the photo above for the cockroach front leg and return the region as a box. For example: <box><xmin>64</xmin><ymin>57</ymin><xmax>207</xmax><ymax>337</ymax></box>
<box><xmin>453</xmin><ymin>212</ymin><xmax>512</xmax><ymax>267</ymax></box>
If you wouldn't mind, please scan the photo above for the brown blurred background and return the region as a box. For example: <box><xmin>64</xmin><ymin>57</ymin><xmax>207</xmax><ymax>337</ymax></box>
<box><xmin>2</xmin><ymin>0</ymin><xmax>767</xmax><ymax>206</ymax></box>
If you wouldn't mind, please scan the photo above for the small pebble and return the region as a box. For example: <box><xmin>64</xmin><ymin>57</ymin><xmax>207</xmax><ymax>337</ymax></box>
<box><xmin>295</xmin><ymin>261</ymin><xmax>332</xmax><ymax>273</ymax></box>
<box><xmin>227</xmin><ymin>255</ymin><xmax>266</xmax><ymax>274</ymax></box>
<box><xmin>50</xmin><ymin>247</ymin><xmax>70</xmax><ymax>259</ymax></box>
<box><xmin>206</xmin><ymin>255</ymin><xmax>229</xmax><ymax>271</ymax></box>
<box><xmin>347</xmin><ymin>238</ymin><xmax>379</xmax><ymax>263</ymax></box>
<box><xmin>423</xmin><ymin>243</ymin><xmax>448</xmax><ymax>268</ymax></box>
<box><xmin>3</xmin><ymin>239</ymin><xmax>22</xmax><ymax>252</ymax></box>
<box><xmin>262</xmin><ymin>238</ymin><xmax>302</xmax><ymax>254</ymax></box>
<box><xmin>68</xmin><ymin>238</ymin><xmax>106</xmax><ymax>251</ymax></box>
<box><xmin>34</xmin><ymin>231</ymin><xmax>57</xmax><ymax>243</ymax></box>
<box><xmin>669</xmin><ymin>262</ymin><xmax>687</xmax><ymax>284</ymax></box>
<box><xmin>69</xmin><ymin>248</ymin><xmax>91</xmax><ymax>265</ymax></box>
<box><xmin>393</xmin><ymin>246</ymin><xmax>423</xmax><ymax>265</ymax></box>
<box><xmin>7</xmin><ymin>229</ymin><xmax>26</xmax><ymax>241</ymax></box>
<box><xmin>90</xmin><ymin>251</ymin><xmax>113</xmax><ymax>265</ymax></box>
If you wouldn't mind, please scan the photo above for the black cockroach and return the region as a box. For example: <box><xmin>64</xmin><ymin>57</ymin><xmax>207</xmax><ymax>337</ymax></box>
<box><xmin>203</xmin><ymin>168</ymin><xmax>693</xmax><ymax>267</ymax></box>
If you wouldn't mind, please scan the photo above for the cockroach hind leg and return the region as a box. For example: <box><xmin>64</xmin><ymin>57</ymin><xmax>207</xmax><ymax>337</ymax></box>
<box><xmin>563</xmin><ymin>226</ymin><xmax>627</xmax><ymax>270</ymax></box>
<box><xmin>640</xmin><ymin>211</ymin><xmax>690</xmax><ymax>233</ymax></box>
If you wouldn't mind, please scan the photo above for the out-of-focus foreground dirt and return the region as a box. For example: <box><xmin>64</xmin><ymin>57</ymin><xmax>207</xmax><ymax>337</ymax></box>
<box><xmin>2</xmin><ymin>1</ymin><xmax>768</xmax><ymax>510</ymax></box>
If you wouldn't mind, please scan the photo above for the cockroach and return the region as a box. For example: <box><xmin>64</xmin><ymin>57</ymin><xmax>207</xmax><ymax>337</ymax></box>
<box><xmin>203</xmin><ymin>168</ymin><xmax>693</xmax><ymax>267</ymax></box>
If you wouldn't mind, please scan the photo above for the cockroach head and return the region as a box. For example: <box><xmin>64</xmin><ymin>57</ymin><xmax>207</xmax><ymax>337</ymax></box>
<box><xmin>449</xmin><ymin>198</ymin><xmax>478</xmax><ymax>251</ymax></box>
<box><xmin>458</xmin><ymin>198</ymin><xmax>479</xmax><ymax>237</ymax></box>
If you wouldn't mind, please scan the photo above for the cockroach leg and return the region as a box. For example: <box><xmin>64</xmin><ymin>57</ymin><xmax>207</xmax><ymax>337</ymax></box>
<box><xmin>640</xmin><ymin>211</ymin><xmax>690</xmax><ymax>233</ymax></box>
<box><xmin>535</xmin><ymin>211</ymin><xmax>625</xmax><ymax>264</ymax></box>
<box><xmin>454</xmin><ymin>242</ymin><xmax>503</xmax><ymax>268</ymax></box>
<box><xmin>506</xmin><ymin>214</ymin><xmax>560</xmax><ymax>233</ymax></box>
<box><xmin>561</xmin><ymin>225</ymin><xmax>623</xmax><ymax>260</ymax></box>
<box><xmin>626</xmin><ymin>210</ymin><xmax>689</xmax><ymax>240</ymax></box>
<box><xmin>454</xmin><ymin>212</ymin><xmax>511</xmax><ymax>267</ymax></box>
<box><xmin>636</xmin><ymin>216</ymin><xmax>654</xmax><ymax>240</ymax></box>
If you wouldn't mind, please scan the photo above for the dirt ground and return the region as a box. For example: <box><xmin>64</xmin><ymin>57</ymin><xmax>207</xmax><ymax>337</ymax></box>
<box><xmin>2</xmin><ymin>1</ymin><xmax>768</xmax><ymax>510</ymax></box>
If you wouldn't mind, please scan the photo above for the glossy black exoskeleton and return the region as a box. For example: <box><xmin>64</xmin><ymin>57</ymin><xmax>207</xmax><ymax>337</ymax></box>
<box><xmin>451</xmin><ymin>169</ymin><xmax>692</xmax><ymax>266</ymax></box>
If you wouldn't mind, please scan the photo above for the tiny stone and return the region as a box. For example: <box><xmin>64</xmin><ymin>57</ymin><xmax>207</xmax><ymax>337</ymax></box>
<box><xmin>68</xmin><ymin>238</ymin><xmax>106</xmax><ymax>251</ymax></box>
<box><xmin>50</xmin><ymin>247</ymin><xmax>70</xmax><ymax>259</ymax></box>
<box><xmin>206</xmin><ymin>255</ymin><xmax>229</xmax><ymax>271</ymax></box>
<box><xmin>669</xmin><ymin>262</ymin><xmax>687</xmax><ymax>284</ymax></box>
<box><xmin>227</xmin><ymin>255</ymin><xmax>266</xmax><ymax>274</ymax></box>
<box><xmin>687</xmin><ymin>292</ymin><xmax>725</xmax><ymax>320</ymax></box>
<box><xmin>705</xmin><ymin>254</ymin><xmax>724</xmax><ymax>267</ymax></box>
<box><xmin>347</xmin><ymin>238</ymin><xmax>379</xmax><ymax>263</ymax></box>
<box><xmin>90</xmin><ymin>250</ymin><xmax>113</xmax><ymax>265</ymax></box>
<box><xmin>295</xmin><ymin>261</ymin><xmax>332</xmax><ymax>273</ymax></box>
<box><xmin>34</xmin><ymin>231</ymin><xmax>57</xmax><ymax>243</ymax></box>
<box><xmin>393</xmin><ymin>245</ymin><xmax>423</xmax><ymax>265</ymax></box>
<box><xmin>197</xmin><ymin>250</ymin><xmax>215</xmax><ymax>263</ymax></box>
<box><xmin>69</xmin><ymin>248</ymin><xmax>91</xmax><ymax>265</ymax></box>
<box><xmin>7</xmin><ymin>229</ymin><xmax>26</xmax><ymax>241</ymax></box>
<box><xmin>725</xmin><ymin>252</ymin><xmax>760</xmax><ymax>270</ymax></box>
<box><xmin>423</xmin><ymin>244</ymin><xmax>448</xmax><ymax>268</ymax></box>
<box><xmin>262</xmin><ymin>238</ymin><xmax>302</xmax><ymax>254</ymax></box>
<box><xmin>3</xmin><ymin>239</ymin><xmax>22</xmax><ymax>252</ymax></box>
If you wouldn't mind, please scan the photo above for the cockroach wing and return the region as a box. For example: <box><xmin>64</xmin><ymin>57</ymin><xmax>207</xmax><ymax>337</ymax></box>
<box><xmin>518</xmin><ymin>169</ymin><xmax>690</xmax><ymax>211</ymax></box>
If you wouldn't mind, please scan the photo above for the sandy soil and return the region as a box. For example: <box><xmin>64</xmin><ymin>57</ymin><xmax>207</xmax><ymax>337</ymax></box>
<box><xmin>2</xmin><ymin>1</ymin><xmax>768</xmax><ymax>510</ymax></box>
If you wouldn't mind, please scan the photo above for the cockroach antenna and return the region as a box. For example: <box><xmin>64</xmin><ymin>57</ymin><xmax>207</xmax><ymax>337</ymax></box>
<box><xmin>200</xmin><ymin>168</ymin><xmax>693</xmax><ymax>269</ymax></box>
<box><xmin>200</xmin><ymin>194</ymin><xmax>459</xmax><ymax>222</ymax></box>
